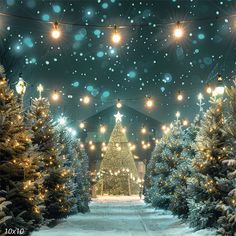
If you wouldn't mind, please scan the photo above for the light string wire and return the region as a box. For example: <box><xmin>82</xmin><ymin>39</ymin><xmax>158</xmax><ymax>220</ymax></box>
<box><xmin>0</xmin><ymin>11</ymin><xmax>236</xmax><ymax>28</ymax></box>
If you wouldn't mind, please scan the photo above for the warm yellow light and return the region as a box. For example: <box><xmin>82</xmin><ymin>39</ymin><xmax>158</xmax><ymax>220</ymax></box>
<box><xmin>116</xmin><ymin>99</ymin><xmax>122</xmax><ymax>108</ymax></box>
<box><xmin>111</xmin><ymin>25</ymin><xmax>121</xmax><ymax>44</ymax></box>
<box><xmin>183</xmin><ymin>119</ymin><xmax>188</xmax><ymax>126</ymax></box>
<box><xmin>112</xmin><ymin>32</ymin><xmax>121</xmax><ymax>44</ymax></box>
<box><xmin>176</xmin><ymin>111</ymin><xmax>180</xmax><ymax>118</ymax></box>
<box><xmin>146</xmin><ymin>97</ymin><xmax>154</xmax><ymax>108</ymax></box>
<box><xmin>206</xmin><ymin>84</ymin><xmax>212</xmax><ymax>94</ymax></box>
<box><xmin>141</xmin><ymin>127</ymin><xmax>147</xmax><ymax>134</ymax></box>
<box><xmin>51</xmin><ymin>90</ymin><xmax>60</xmax><ymax>101</ymax></box>
<box><xmin>173</xmin><ymin>21</ymin><xmax>184</xmax><ymax>39</ymax></box>
<box><xmin>90</xmin><ymin>144</ymin><xmax>95</xmax><ymax>151</ymax></box>
<box><xmin>100</xmin><ymin>125</ymin><xmax>106</xmax><ymax>134</ymax></box>
<box><xmin>51</xmin><ymin>22</ymin><xmax>61</xmax><ymax>39</ymax></box>
<box><xmin>16</xmin><ymin>77</ymin><xmax>26</xmax><ymax>95</ymax></box>
<box><xmin>177</xmin><ymin>91</ymin><xmax>183</xmax><ymax>101</ymax></box>
<box><xmin>81</xmin><ymin>95</ymin><xmax>91</xmax><ymax>105</ymax></box>
<box><xmin>79</xmin><ymin>122</ymin><xmax>85</xmax><ymax>129</ymax></box>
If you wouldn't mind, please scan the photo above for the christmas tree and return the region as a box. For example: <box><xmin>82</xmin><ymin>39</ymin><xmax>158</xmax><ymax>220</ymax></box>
<box><xmin>169</xmin><ymin>114</ymin><xmax>201</xmax><ymax>219</ymax></box>
<box><xmin>98</xmin><ymin>112</ymin><xmax>139</xmax><ymax>195</ymax></box>
<box><xmin>188</xmin><ymin>98</ymin><xmax>231</xmax><ymax>230</ymax></box>
<box><xmin>217</xmin><ymin>82</ymin><xmax>236</xmax><ymax>235</ymax></box>
<box><xmin>73</xmin><ymin>141</ymin><xmax>90</xmax><ymax>213</ymax></box>
<box><xmin>144</xmin><ymin>116</ymin><xmax>184</xmax><ymax>209</ymax></box>
<box><xmin>0</xmin><ymin>65</ymin><xmax>43</xmax><ymax>234</ymax></box>
<box><xmin>27</xmin><ymin>97</ymin><xmax>72</xmax><ymax>222</ymax></box>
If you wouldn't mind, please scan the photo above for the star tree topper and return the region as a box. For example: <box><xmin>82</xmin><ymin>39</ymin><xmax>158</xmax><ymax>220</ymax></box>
<box><xmin>114</xmin><ymin>111</ymin><xmax>123</xmax><ymax>123</ymax></box>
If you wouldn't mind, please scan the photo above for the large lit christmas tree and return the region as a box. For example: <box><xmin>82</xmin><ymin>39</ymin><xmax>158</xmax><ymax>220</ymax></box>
<box><xmin>97</xmin><ymin>112</ymin><xmax>139</xmax><ymax>195</ymax></box>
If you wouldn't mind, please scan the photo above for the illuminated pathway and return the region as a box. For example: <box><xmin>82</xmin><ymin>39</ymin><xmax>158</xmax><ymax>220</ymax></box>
<box><xmin>32</xmin><ymin>196</ymin><xmax>215</xmax><ymax>236</ymax></box>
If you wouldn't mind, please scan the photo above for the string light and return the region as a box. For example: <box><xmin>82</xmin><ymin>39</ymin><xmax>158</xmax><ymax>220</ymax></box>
<box><xmin>206</xmin><ymin>83</ymin><xmax>212</xmax><ymax>94</ymax></box>
<box><xmin>79</xmin><ymin>122</ymin><xmax>85</xmax><ymax>129</ymax></box>
<box><xmin>116</xmin><ymin>99</ymin><xmax>122</xmax><ymax>109</ymax></box>
<box><xmin>145</xmin><ymin>96</ymin><xmax>154</xmax><ymax>109</ymax></box>
<box><xmin>177</xmin><ymin>90</ymin><xmax>184</xmax><ymax>101</ymax></box>
<box><xmin>51</xmin><ymin>90</ymin><xmax>60</xmax><ymax>101</ymax></box>
<box><xmin>51</xmin><ymin>21</ymin><xmax>61</xmax><ymax>40</ymax></box>
<box><xmin>213</xmin><ymin>74</ymin><xmax>225</xmax><ymax>97</ymax></box>
<box><xmin>111</xmin><ymin>25</ymin><xmax>121</xmax><ymax>44</ymax></box>
<box><xmin>80</xmin><ymin>95</ymin><xmax>91</xmax><ymax>105</ymax></box>
<box><xmin>183</xmin><ymin>119</ymin><xmax>188</xmax><ymax>126</ymax></box>
<box><xmin>141</xmin><ymin>126</ymin><xmax>147</xmax><ymax>134</ymax></box>
<box><xmin>173</xmin><ymin>21</ymin><xmax>184</xmax><ymax>39</ymax></box>
<box><xmin>100</xmin><ymin>125</ymin><xmax>106</xmax><ymax>134</ymax></box>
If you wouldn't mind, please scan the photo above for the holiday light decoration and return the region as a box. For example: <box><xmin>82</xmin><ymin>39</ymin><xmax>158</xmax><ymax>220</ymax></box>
<box><xmin>116</xmin><ymin>99</ymin><xmax>122</xmax><ymax>108</ymax></box>
<box><xmin>80</xmin><ymin>95</ymin><xmax>91</xmax><ymax>105</ymax></box>
<box><xmin>111</xmin><ymin>25</ymin><xmax>121</xmax><ymax>44</ymax></box>
<box><xmin>51</xmin><ymin>21</ymin><xmax>61</xmax><ymax>39</ymax></box>
<box><xmin>79</xmin><ymin>122</ymin><xmax>85</xmax><ymax>129</ymax></box>
<box><xmin>51</xmin><ymin>90</ymin><xmax>60</xmax><ymax>101</ymax></box>
<box><xmin>145</xmin><ymin>96</ymin><xmax>154</xmax><ymax>108</ymax></box>
<box><xmin>100</xmin><ymin>125</ymin><xmax>106</xmax><ymax>134</ymax></box>
<box><xmin>213</xmin><ymin>74</ymin><xmax>225</xmax><ymax>97</ymax></box>
<box><xmin>15</xmin><ymin>74</ymin><xmax>26</xmax><ymax>95</ymax></box>
<box><xmin>37</xmin><ymin>84</ymin><xmax>44</xmax><ymax>98</ymax></box>
<box><xmin>206</xmin><ymin>83</ymin><xmax>212</xmax><ymax>94</ymax></box>
<box><xmin>173</xmin><ymin>21</ymin><xmax>184</xmax><ymax>39</ymax></box>
<box><xmin>177</xmin><ymin>91</ymin><xmax>184</xmax><ymax>101</ymax></box>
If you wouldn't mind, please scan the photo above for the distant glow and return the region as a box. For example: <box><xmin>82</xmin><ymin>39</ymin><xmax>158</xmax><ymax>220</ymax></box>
<box><xmin>141</xmin><ymin>127</ymin><xmax>147</xmax><ymax>134</ymax></box>
<box><xmin>81</xmin><ymin>95</ymin><xmax>91</xmax><ymax>105</ymax></box>
<box><xmin>145</xmin><ymin>97</ymin><xmax>154</xmax><ymax>108</ymax></box>
<box><xmin>176</xmin><ymin>111</ymin><xmax>180</xmax><ymax>118</ymax></box>
<box><xmin>116</xmin><ymin>99</ymin><xmax>122</xmax><ymax>108</ymax></box>
<box><xmin>100</xmin><ymin>125</ymin><xmax>106</xmax><ymax>134</ymax></box>
<box><xmin>206</xmin><ymin>84</ymin><xmax>212</xmax><ymax>94</ymax></box>
<box><xmin>177</xmin><ymin>91</ymin><xmax>184</xmax><ymax>101</ymax></box>
<box><xmin>51</xmin><ymin>90</ymin><xmax>60</xmax><ymax>101</ymax></box>
<box><xmin>52</xmin><ymin>4</ymin><xmax>61</xmax><ymax>13</ymax></box>
<box><xmin>173</xmin><ymin>21</ymin><xmax>184</xmax><ymax>39</ymax></box>
<box><xmin>16</xmin><ymin>77</ymin><xmax>26</xmax><ymax>95</ymax></box>
<box><xmin>183</xmin><ymin>119</ymin><xmax>188</xmax><ymax>126</ymax></box>
<box><xmin>37</xmin><ymin>84</ymin><xmax>44</xmax><ymax>98</ymax></box>
<box><xmin>67</xmin><ymin>127</ymin><xmax>77</xmax><ymax>137</ymax></box>
<box><xmin>90</xmin><ymin>144</ymin><xmax>95</xmax><ymax>151</ymax></box>
<box><xmin>51</xmin><ymin>22</ymin><xmax>61</xmax><ymax>39</ymax></box>
<box><xmin>111</xmin><ymin>26</ymin><xmax>121</xmax><ymax>44</ymax></box>
<box><xmin>58</xmin><ymin>117</ymin><xmax>67</xmax><ymax>126</ymax></box>
<box><xmin>79</xmin><ymin>122</ymin><xmax>85</xmax><ymax>129</ymax></box>
<box><xmin>198</xmin><ymin>93</ymin><xmax>203</xmax><ymax>100</ymax></box>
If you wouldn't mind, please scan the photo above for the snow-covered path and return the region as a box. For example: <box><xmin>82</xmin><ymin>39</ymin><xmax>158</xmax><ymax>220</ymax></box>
<box><xmin>32</xmin><ymin>196</ymin><xmax>215</xmax><ymax>236</ymax></box>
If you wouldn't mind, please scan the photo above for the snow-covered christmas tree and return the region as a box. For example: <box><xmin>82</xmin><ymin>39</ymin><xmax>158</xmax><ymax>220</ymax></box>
<box><xmin>97</xmin><ymin>112</ymin><xmax>139</xmax><ymax>195</ymax></box>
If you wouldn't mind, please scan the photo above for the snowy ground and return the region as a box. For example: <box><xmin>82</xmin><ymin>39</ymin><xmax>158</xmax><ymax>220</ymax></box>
<box><xmin>32</xmin><ymin>196</ymin><xmax>215</xmax><ymax>236</ymax></box>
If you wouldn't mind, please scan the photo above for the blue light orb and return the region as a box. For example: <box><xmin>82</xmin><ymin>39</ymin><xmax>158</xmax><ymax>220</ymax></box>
<box><xmin>102</xmin><ymin>91</ymin><xmax>110</xmax><ymax>98</ymax></box>
<box><xmin>102</xmin><ymin>2</ymin><xmax>109</xmax><ymax>9</ymax></box>
<box><xmin>163</xmin><ymin>73</ymin><xmax>172</xmax><ymax>83</ymax></box>
<box><xmin>160</xmin><ymin>87</ymin><xmax>165</xmax><ymax>92</ymax></box>
<box><xmin>30</xmin><ymin>58</ymin><xmax>37</xmax><ymax>64</ymax></box>
<box><xmin>91</xmin><ymin>89</ymin><xmax>99</xmax><ymax>97</ymax></box>
<box><xmin>71</xmin><ymin>81</ymin><xmax>80</xmax><ymax>87</ymax></box>
<box><xmin>96</xmin><ymin>51</ymin><xmax>104</xmax><ymax>58</ymax></box>
<box><xmin>87</xmin><ymin>85</ymin><xmax>94</xmax><ymax>92</ymax></box>
<box><xmin>94</xmin><ymin>29</ymin><xmax>101</xmax><ymax>38</ymax></box>
<box><xmin>127</xmin><ymin>70</ymin><xmax>137</xmax><ymax>79</ymax></box>
<box><xmin>198</xmin><ymin>33</ymin><xmax>205</xmax><ymax>40</ymax></box>
<box><xmin>74</xmin><ymin>28</ymin><xmax>87</xmax><ymax>41</ymax></box>
<box><xmin>23</xmin><ymin>37</ymin><xmax>34</xmax><ymax>48</ymax></box>
<box><xmin>52</xmin><ymin>5</ymin><xmax>61</xmax><ymax>13</ymax></box>
<box><xmin>42</xmin><ymin>14</ymin><xmax>50</xmax><ymax>21</ymax></box>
